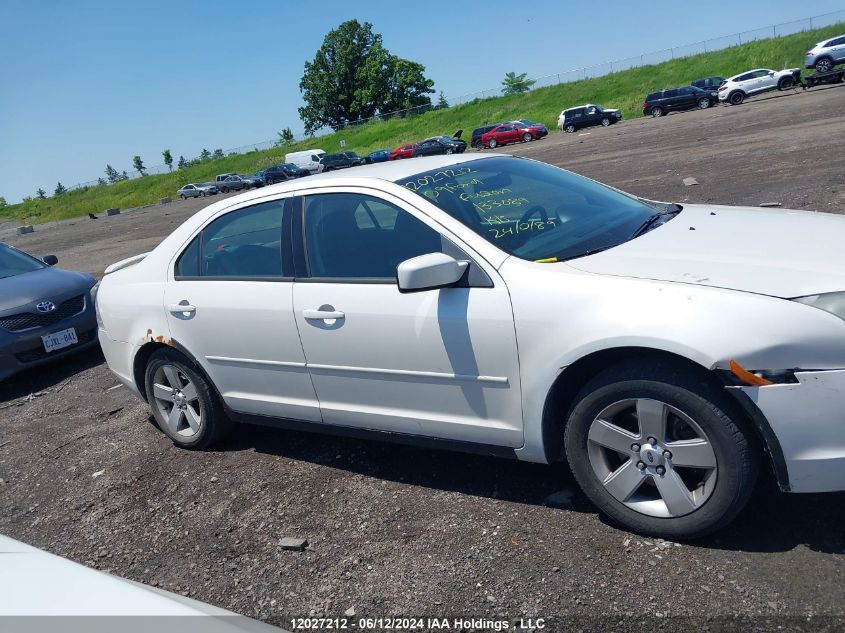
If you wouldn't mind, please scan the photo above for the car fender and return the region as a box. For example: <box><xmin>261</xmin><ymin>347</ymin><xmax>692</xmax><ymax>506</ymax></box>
<box><xmin>497</xmin><ymin>257</ymin><xmax>845</xmax><ymax>464</ymax></box>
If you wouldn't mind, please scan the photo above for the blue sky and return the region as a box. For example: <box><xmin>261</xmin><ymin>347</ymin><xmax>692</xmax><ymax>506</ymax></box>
<box><xmin>1</xmin><ymin>0</ymin><xmax>843</xmax><ymax>203</ymax></box>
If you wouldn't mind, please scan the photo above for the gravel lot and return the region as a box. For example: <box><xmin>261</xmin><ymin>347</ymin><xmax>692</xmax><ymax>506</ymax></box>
<box><xmin>2</xmin><ymin>84</ymin><xmax>844</xmax><ymax>631</ymax></box>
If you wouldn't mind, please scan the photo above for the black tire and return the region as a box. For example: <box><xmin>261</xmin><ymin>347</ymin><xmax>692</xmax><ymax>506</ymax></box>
<box><xmin>220</xmin><ymin>187</ymin><xmax>228</xmax><ymax>193</ymax></box>
<box><xmin>815</xmin><ymin>57</ymin><xmax>833</xmax><ymax>73</ymax></box>
<box><xmin>650</xmin><ymin>107</ymin><xmax>663</xmax><ymax>118</ymax></box>
<box><xmin>488</xmin><ymin>138</ymin><xmax>498</xmax><ymax>149</ymax></box>
<box><xmin>180</xmin><ymin>194</ymin><xmax>186</xmax><ymax>200</ymax></box>
<box><xmin>697</xmin><ymin>98</ymin><xmax>711</xmax><ymax>109</ymax></box>
<box><xmin>564</xmin><ymin>360</ymin><xmax>759</xmax><ymax>539</ymax></box>
<box><xmin>600</xmin><ymin>117</ymin><xmax>611</xmax><ymax>127</ymax></box>
<box><xmin>201</xmin><ymin>191</ymin><xmax>206</xmax><ymax>197</ymax></box>
<box><xmin>522</xmin><ymin>132</ymin><xmax>533</xmax><ymax>142</ymax></box>
<box><xmin>144</xmin><ymin>348</ymin><xmax>233</xmax><ymax>450</ymax></box>
<box><xmin>729</xmin><ymin>91</ymin><xmax>745</xmax><ymax>105</ymax></box>
<box><xmin>564</xmin><ymin>124</ymin><xmax>576</xmax><ymax>133</ymax></box>
<box><xmin>446</xmin><ymin>148</ymin><xmax>454</xmax><ymax>154</ymax></box>
<box><xmin>778</xmin><ymin>76</ymin><xmax>795</xmax><ymax>90</ymax></box>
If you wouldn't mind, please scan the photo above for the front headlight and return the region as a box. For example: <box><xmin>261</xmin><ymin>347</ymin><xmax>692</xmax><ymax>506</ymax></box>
<box><xmin>793</xmin><ymin>292</ymin><xmax>845</xmax><ymax>321</ymax></box>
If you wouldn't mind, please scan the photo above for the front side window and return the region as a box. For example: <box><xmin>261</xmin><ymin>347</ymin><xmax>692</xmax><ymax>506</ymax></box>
<box><xmin>175</xmin><ymin>200</ymin><xmax>286</xmax><ymax>279</ymax></box>
<box><xmin>397</xmin><ymin>157</ymin><xmax>657</xmax><ymax>263</ymax></box>
<box><xmin>303</xmin><ymin>193</ymin><xmax>443</xmax><ymax>280</ymax></box>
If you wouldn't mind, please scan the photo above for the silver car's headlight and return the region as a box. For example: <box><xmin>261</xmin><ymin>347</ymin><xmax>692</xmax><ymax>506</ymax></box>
<box><xmin>793</xmin><ymin>292</ymin><xmax>845</xmax><ymax>321</ymax></box>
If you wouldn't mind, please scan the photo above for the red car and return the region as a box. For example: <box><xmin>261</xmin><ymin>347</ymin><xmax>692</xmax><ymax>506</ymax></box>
<box><xmin>390</xmin><ymin>143</ymin><xmax>419</xmax><ymax>160</ymax></box>
<box><xmin>481</xmin><ymin>121</ymin><xmax>548</xmax><ymax>149</ymax></box>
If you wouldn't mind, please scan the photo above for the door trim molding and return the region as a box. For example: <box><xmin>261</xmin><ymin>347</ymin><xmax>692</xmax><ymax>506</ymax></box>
<box><xmin>307</xmin><ymin>362</ymin><xmax>509</xmax><ymax>384</ymax></box>
<box><xmin>206</xmin><ymin>355</ymin><xmax>307</xmax><ymax>368</ymax></box>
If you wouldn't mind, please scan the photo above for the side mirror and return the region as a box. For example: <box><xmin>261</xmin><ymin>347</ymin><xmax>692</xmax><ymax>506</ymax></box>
<box><xmin>397</xmin><ymin>252</ymin><xmax>468</xmax><ymax>293</ymax></box>
<box><xmin>768</xmin><ymin>71</ymin><xmax>775</xmax><ymax>77</ymax></box>
<box><xmin>42</xmin><ymin>254</ymin><xmax>58</xmax><ymax>266</ymax></box>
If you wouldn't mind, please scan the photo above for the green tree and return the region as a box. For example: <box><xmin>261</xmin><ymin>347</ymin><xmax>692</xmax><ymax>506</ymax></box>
<box><xmin>275</xmin><ymin>127</ymin><xmax>295</xmax><ymax>146</ymax></box>
<box><xmin>133</xmin><ymin>155</ymin><xmax>146</xmax><ymax>176</ymax></box>
<box><xmin>0</xmin><ymin>196</ymin><xmax>6</xmax><ymax>209</ymax></box>
<box><xmin>36</xmin><ymin>188</ymin><xmax>47</xmax><ymax>199</ymax></box>
<box><xmin>162</xmin><ymin>149</ymin><xmax>173</xmax><ymax>171</ymax></box>
<box><xmin>501</xmin><ymin>71</ymin><xmax>535</xmax><ymax>95</ymax></box>
<box><xmin>381</xmin><ymin>57</ymin><xmax>434</xmax><ymax>115</ymax></box>
<box><xmin>105</xmin><ymin>164</ymin><xmax>120</xmax><ymax>184</ymax></box>
<box><xmin>436</xmin><ymin>91</ymin><xmax>449</xmax><ymax>109</ymax></box>
<box><xmin>178</xmin><ymin>155</ymin><xmax>187</xmax><ymax>169</ymax></box>
<box><xmin>121</xmin><ymin>170</ymin><xmax>129</xmax><ymax>181</ymax></box>
<box><xmin>54</xmin><ymin>182</ymin><xmax>67</xmax><ymax>196</ymax></box>
<box><xmin>298</xmin><ymin>20</ymin><xmax>433</xmax><ymax>132</ymax></box>
<box><xmin>200</xmin><ymin>148</ymin><xmax>211</xmax><ymax>162</ymax></box>
<box><xmin>97</xmin><ymin>177</ymin><xmax>107</xmax><ymax>186</ymax></box>
<box><xmin>212</xmin><ymin>148</ymin><xmax>224</xmax><ymax>159</ymax></box>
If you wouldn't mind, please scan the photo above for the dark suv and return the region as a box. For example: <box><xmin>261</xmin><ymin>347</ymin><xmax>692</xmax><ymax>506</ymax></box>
<box><xmin>263</xmin><ymin>163</ymin><xmax>309</xmax><ymax>185</ymax></box>
<box><xmin>691</xmin><ymin>76</ymin><xmax>726</xmax><ymax>91</ymax></box>
<box><xmin>642</xmin><ymin>85</ymin><xmax>718</xmax><ymax>117</ymax></box>
<box><xmin>558</xmin><ymin>105</ymin><xmax>622</xmax><ymax>133</ymax></box>
<box><xmin>320</xmin><ymin>153</ymin><xmax>360</xmax><ymax>172</ymax></box>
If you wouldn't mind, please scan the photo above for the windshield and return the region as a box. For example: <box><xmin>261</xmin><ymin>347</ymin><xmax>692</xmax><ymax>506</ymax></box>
<box><xmin>0</xmin><ymin>243</ymin><xmax>46</xmax><ymax>279</ymax></box>
<box><xmin>396</xmin><ymin>157</ymin><xmax>659</xmax><ymax>262</ymax></box>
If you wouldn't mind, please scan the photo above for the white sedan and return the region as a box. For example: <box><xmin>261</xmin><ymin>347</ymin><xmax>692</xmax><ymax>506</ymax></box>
<box><xmin>97</xmin><ymin>154</ymin><xmax>845</xmax><ymax>538</ymax></box>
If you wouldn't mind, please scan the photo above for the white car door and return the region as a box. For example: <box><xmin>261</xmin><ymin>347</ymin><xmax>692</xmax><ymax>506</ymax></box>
<box><xmin>163</xmin><ymin>195</ymin><xmax>321</xmax><ymax>423</ymax></box>
<box><xmin>291</xmin><ymin>189</ymin><xmax>524</xmax><ymax>448</ymax></box>
<box><xmin>756</xmin><ymin>69</ymin><xmax>777</xmax><ymax>92</ymax></box>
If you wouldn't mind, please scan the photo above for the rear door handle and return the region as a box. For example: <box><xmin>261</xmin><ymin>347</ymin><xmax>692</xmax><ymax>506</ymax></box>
<box><xmin>168</xmin><ymin>303</ymin><xmax>196</xmax><ymax>314</ymax></box>
<box><xmin>303</xmin><ymin>309</ymin><xmax>345</xmax><ymax>320</ymax></box>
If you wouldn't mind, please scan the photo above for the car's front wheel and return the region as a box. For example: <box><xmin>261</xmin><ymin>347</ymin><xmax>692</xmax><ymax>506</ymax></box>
<box><xmin>487</xmin><ymin>138</ymin><xmax>498</xmax><ymax>148</ymax></box>
<box><xmin>564</xmin><ymin>361</ymin><xmax>758</xmax><ymax>539</ymax></box>
<box><xmin>815</xmin><ymin>57</ymin><xmax>833</xmax><ymax>73</ymax></box>
<box><xmin>778</xmin><ymin>76</ymin><xmax>795</xmax><ymax>90</ymax></box>
<box><xmin>180</xmin><ymin>194</ymin><xmax>186</xmax><ymax>200</ymax></box>
<box><xmin>523</xmin><ymin>132</ymin><xmax>533</xmax><ymax>142</ymax></box>
<box><xmin>144</xmin><ymin>348</ymin><xmax>232</xmax><ymax>449</ymax></box>
<box><xmin>600</xmin><ymin>117</ymin><xmax>611</xmax><ymax>126</ymax></box>
<box><xmin>697</xmin><ymin>98</ymin><xmax>711</xmax><ymax>109</ymax></box>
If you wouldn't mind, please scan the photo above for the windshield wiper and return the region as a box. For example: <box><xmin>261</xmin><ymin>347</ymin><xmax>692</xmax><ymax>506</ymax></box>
<box><xmin>630</xmin><ymin>209</ymin><xmax>680</xmax><ymax>238</ymax></box>
<box><xmin>555</xmin><ymin>245</ymin><xmax>618</xmax><ymax>262</ymax></box>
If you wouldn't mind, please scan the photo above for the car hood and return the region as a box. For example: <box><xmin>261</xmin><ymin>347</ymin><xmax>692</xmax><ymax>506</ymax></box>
<box><xmin>599</xmin><ymin>109</ymin><xmax>620</xmax><ymax>114</ymax></box>
<box><xmin>565</xmin><ymin>204</ymin><xmax>845</xmax><ymax>298</ymax></box>
<box><xmin>0</xmin><ymin>267</ymin><xmax>95</xmax><ymax>313</ymax></box>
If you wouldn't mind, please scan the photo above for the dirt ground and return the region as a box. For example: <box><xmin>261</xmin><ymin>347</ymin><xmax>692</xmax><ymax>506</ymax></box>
<box><xmin>2</xmin><ymin>84</ymin><xmax>845</xmax><ymax>631</ymax></box>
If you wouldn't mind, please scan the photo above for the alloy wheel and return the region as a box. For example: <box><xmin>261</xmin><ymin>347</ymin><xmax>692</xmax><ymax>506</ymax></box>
<box><xmin>816</xmin><ymin>58</ymin><xmax>832</xmax><ymax>73</ymax></box>
<box><xmin>152</xmin><ymin>364</ymin><xmax>203</xmax><ymax>438</ymax></box>
<box><xmin>587</xmin><ymin>398</ymin><xmax>717</xmax><ymax>518</ymax></box>
<box><xmin>523</xmin><ymin>132</ymin><xmax>533</xmax><ymax>142</ymax></box>
<box><xmin>651</xmin><ymin>107</ymin><xmax>663</xmax><ymax>117</ymax></box>
<box><xmin>698</xmin><ymin>98</ymin><xmax>710</xmax><ymax>109</ymax></box>
<box><xmin>488</xmin><ymin>138</ymin><xmax>497</xmax><ymax>148</ymax></box>
<box><xmin>601</xmin><ymin>118</ymin><xmax>610</xmax><ymax>126</ymax></box>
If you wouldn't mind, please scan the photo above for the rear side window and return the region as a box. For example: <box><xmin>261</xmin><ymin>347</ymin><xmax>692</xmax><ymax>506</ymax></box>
<box><xmin>664</xmin><ymin>89</ymin><xmax>678</xmax><ymax>97</ymax></box>
<box><xmin>646</xmin><ymin>93</ymin><xmax>659</xmax><ymax>101</ymax></box>
<box><xmin>175</xmin><ymin>200</ymin><xmax>287</xmax><ymax>279</ymax></box>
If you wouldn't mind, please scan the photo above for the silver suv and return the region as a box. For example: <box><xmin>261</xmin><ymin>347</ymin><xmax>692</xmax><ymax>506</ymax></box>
<box><xmin>805</xmin><ymin>34</ymin><xmax>845</xmax><ymax>73</ymax></box>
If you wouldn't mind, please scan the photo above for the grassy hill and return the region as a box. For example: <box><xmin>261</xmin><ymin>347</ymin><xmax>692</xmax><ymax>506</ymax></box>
<box><xmin>4</xmin><ymin>22</ymin><xmax>842</xmax><ymax>224</ymax></box>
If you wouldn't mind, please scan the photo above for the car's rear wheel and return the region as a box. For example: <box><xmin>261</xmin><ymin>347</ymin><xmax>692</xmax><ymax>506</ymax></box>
<box><xmin>600</xmin><ymin>117</ymin><xmax>611</xmax><ymax>126</ymax></box>
<box><xmin>564</xmin><ymin>124</ymin><xmax>576</xmax><ymax>133</ymax></box>
<box><xmin>778</xmin><ymin>76</ymin><xmax>795</xmax><ymax>90</ymax></box>
<box><xmin>564</xmin><ymin>361</ymin><xmax>758</xmax><ymax>539</ymax></box>
<box><xmin>220</xmin><ymin>187</ymin><xmax>228</xmax><ymax>193</ymax></box>
<box><xmin>815</xmin><ymin>58</ymin><xmax>833</xmax><ymax>73</ymax></box>
<box><xmin>488</xmin><ymin>138</ymin><xmax>498</xmax><ymax>148</ymax></box>
<box><xmin>729</xmin><ymin>91</ymin><xmax>745</xmax><ymax>105</ymax></box>
<box><xmin>650</xmin><ymin>107</ymin><xmax>663</xmax><ymax>117</ymax></box>
<box><xmin>697</xmin><ymin>98</ymin><xmax>711</xmax><ymax>109</ymax></box>
<box><xmin>523</xmin><ymin>132</ymin><xmax>533</xmax><ymax>142</ymax></box>
<box><xmin>145</xmin><ymin>348</ymin><xmax>232</xmax><ymax>450</ymax></box>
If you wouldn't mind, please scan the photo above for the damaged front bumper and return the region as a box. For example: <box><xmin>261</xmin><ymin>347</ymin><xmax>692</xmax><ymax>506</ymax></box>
<box><xmin>728</xmin><ymin>369</ymin><xmax>845</xmax><ymax>493</ymax></box>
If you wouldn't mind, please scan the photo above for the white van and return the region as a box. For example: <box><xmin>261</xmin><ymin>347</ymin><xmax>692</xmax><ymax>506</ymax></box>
<box><xmin>285</xmin><ymin>149</ymin><xmax>325</xmax><ymax>174</ymax></box>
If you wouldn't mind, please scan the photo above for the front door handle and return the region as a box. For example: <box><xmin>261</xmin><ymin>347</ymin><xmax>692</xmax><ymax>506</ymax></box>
<box><xmin>303</xmin><ymin>309</ymin><xmax>345</xmax><ymax>320</ymax></box>
<box><xmin>168</xmin><ymin>303</ymin><xmax>196</xmax><ymax>314</ymax></box>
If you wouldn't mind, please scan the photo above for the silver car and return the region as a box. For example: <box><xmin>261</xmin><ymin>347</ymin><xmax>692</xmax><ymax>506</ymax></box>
<box><xmin>177</xmin><ymin>183</ymin><xmax>218</xmax><ymax>199</ymax></box>
<box><xmin>805</xmin><ymin>33</ymin><xmax>845</xmax><ymax>73</ymax></box>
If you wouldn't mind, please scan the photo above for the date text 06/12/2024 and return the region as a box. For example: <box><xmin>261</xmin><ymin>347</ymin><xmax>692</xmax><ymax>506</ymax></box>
<box><xmin>289</xmin><ymin>617</ymin><xmax>547</xmax><ymax>631</ymax></box>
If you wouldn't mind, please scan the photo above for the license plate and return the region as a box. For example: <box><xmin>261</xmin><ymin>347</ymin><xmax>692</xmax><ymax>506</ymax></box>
<box><xmin>42</xmin><ymin>328</ymin><xmax>78</xmax><ymax>353</ymax></box>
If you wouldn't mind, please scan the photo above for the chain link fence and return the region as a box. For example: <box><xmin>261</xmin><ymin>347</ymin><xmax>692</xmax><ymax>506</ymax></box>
<box><xmin>66</xmin><ymin>9</ymin><xmax>844</xmax><ymax>193</ymax></box>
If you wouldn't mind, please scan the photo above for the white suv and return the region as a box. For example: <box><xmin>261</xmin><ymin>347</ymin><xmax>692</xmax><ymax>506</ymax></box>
<box><xmin>805</xmin><ymin>34</ymin><xmax>845</xmax><ymax>73</ymax></box>
<box><xmin>718</xmin><ymin>67</ymin><xmax>801</xmax><ymax>105</ymax></box>
<box><xmin>97</xmin><ymin>154</ymin><xmax>845</xmax><ymax>539</ymax></box>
